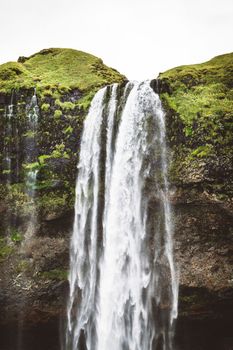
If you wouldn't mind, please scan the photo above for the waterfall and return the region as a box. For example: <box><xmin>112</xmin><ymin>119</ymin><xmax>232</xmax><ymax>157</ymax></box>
<box><xmin>3</xmin><ymin>92</ymin><xmax>14</xmax><ymax>184</ymax></box>
<box><xmin>25</xmin><ymin>88</ymin><xmax>39</xmax><ymax>194</ymax></box>
<box><xmin>67</xmin><ymin>81</ymin><xmax>178</xmax><ymax>350</ymax></box>
<box><xmin>24</xmin><ymin>88</ymin><xmax>39</xmax><ymax>240</ymax></box>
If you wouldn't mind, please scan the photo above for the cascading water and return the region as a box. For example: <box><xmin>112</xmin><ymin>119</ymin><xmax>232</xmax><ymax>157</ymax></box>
<box><xmin>67</xmin><ymin>81</ymin><xmax>178</xmax><ymax>350</ymax></box>
<box><xmin>24</xmin><ymin>88</ymin><xmax>39</xmax><ymax>240</ymax></box>
<box><xmin>25</xmin><ymin>88</ymin><xmax>39</xmax><ymax>185</ymax></box>
<box><xmin>16</xmin><ymin>88</ymin><xmax>40</xmax><ymax>350</ymax></box>
<box><xmin>3</xmin><ymin>92</ymin><xmax>14</xmax><ymax>184</ymax></box>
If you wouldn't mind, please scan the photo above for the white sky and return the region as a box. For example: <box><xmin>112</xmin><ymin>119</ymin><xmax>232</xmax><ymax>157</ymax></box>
<box><xmin>1</xmin><ymin>0</ymin><xmax>233</xmax><ymax>80</ymax></box>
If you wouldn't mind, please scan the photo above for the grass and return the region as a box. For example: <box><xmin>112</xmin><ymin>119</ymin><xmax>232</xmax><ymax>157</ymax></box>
<box><xmin>0</xmin><ymin>48</ymin><xmax>126</xmax><ymax>94</ymax></box>
<box><xmin>159</xmin><ymin>52</ymin><xmax>233</xmax><ymax>86</ymax></box>
<box><xmin>159</xmin><ymin>52</ymin><xmax>233</xmax><ymax>148</ymax></box>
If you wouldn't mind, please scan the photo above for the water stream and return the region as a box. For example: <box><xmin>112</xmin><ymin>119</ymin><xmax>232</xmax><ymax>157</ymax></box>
<box><xmin>24</xmin><ymin>88</ymin><xmax>39</xmax><ymax>241</ymax></box>
<box><xmin>67</xmin><ymin>81</ymin><xmax>178</xmax><ymax>350</ymax></box>
<box><xmin>3</xmin><ymin>92</ymin><xmax>14</xmax><ymax>184</ymax></box>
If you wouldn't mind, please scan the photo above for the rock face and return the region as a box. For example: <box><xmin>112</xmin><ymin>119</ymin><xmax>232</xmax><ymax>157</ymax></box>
<box><xmin>155</xmin><ymin>53</ymin><xmax>233</xmax><ymax>349</ymax></box>
<box><xmin>0</xmin><ymin>49</ymin><xmax>232</xmax><ymax>349</ymax></box>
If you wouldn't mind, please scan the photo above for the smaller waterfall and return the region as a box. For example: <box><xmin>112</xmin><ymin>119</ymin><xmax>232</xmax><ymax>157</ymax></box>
<box><xmin>3</xmin><ymin>92</ymin><xmax>14</xmax><ymax>184</ymax></box>
<box><xmin>24</xmin><ymin>88</ymin><xmax>39</xmax><ymax>240</ymax></box>
<box><xmin>25</xmin><ymin>88</ymin><xmax>39</xmax><ymax>192</ymax></box>
<box><xmin>3</xmin><ymin>92</ymin><xmax>16</xmax><ymax>240</ymax></box>
<box><xmin>16</xmin><ymin>89</ymin><xmax>40</xmax><ymax>350</ymax></box>
<box><xmin>28</xmin><ymin>88</ymin><xmax>39</xmax><ymax>128</ymax></box>
<box><xmin>67</xmin><ymin>81</ymin><xmax>178</xmax><ymax>350</ymax></box>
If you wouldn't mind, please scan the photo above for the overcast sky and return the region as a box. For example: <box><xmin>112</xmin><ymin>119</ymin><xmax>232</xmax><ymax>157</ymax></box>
<box><xmin>1</xmin><ymin>0</ymin><xmax>233</xmax><ymax>80</ymax></box>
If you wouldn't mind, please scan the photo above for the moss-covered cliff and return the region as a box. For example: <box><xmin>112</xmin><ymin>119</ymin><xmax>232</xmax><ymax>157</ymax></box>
<box><xmin>157</xmin><ymin>53</ymin><xmax>233</xmax><ymax>198</ymax></box>
<box><xmin>0</xmin><ymin>48</ymin><xmax>126</xmax><ymax>219</ymax></box>
<box><xmin>153</xmin><ymin>53</ymin><xmax>233</xmax><ymax>349</ymax></box>
<box><xmin>0</xmin><ymin>48</ymin><xmax>126</xmax><ymax>336</ymax></box>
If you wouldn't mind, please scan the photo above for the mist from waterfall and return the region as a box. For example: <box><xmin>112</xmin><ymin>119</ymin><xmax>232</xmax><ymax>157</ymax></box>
<box><xmin>67</xmin><ymin>81</ymin><xmax>178</xmax><ymax>350</ymax></box>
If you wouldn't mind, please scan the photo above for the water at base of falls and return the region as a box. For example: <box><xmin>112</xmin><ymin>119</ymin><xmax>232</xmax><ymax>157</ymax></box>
<box><xmin>67</xmin><ymin>81</ymin><xmax>178</xmax><ymax>350</ymax></box>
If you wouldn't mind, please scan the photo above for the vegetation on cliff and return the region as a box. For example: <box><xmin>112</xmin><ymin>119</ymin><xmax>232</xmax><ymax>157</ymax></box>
<box><xmin>0</xmin><ymin>48</ymin><xmax>126</xmax><ymax>202</ymax></box>
<box><xmin>158</xmin><ymin>54</ymin><xmax>233</xmax><ymax>332</ymax></box>
<box><xmin>0</xmin><ymin>49</ymin><xmax>126</xmax><ymax>277</ymax></box>
<box><xmin>158</xmin><ymin>53</ymin><xmax>233</xmax><ymax>199</ymax></box>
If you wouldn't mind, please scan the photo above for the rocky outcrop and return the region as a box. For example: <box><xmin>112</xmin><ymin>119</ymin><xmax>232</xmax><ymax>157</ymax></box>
<box><xmin>156</xmin><ymin>53</ymin><xmax>233</xmax><ymax>349</ymax></box>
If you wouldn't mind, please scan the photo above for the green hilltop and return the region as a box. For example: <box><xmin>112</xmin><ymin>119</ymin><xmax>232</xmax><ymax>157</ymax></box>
<box><xmin>158</xmin><ymin>52</ymin><xmax>233</xmax><ymax>190</ymax></box>
<box><xmin>159</xmin><ymin>52</ymin><xmax>233</xmax><ymax>138</ymax></box>
<box><xmin>0</xmin><ymin>48</ymin><xmax>126</xmax><ymax>94</ymax></box>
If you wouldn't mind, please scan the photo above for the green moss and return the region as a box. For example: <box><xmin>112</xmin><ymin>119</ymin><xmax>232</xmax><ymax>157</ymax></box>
<box><xmin>159</xmin><ymin>52</ymin><xmax>233</xmax><ymax>173</ymax></box>
<box><xmin>2</xmin><ymin>169</ymin><xmax>11</xmax><ymax>175</ymax></box>
<box><xmin>38</xmin><ymin>154</ymin><xmax>51</xmax><ymax>165</ymax></box>
<box><xmin>10</xmin><ymin>229</ymin><xmax>23</xmax><ymax>243</ymax></box>
<box><xmin>24</xmin><ymin>154</ymin><xmax>65</xmax><ymax>172</ymax></box>
<box><xmin>54</xmin><ymin>109</ymin><xmax>62</xmax><ymax>119</ymax></box>
<box><xmin>38</xmin><ymin>191</ymin><xmax>71</xmax><ymax>212</ymax></box>
<box><xmin>0</xmin><ymin>62</ymin><xmax>33</xmax><ymax>92</ymax></box>
<box><xmin>34</xmin><ymin>179</ymin><xmax>54</xmax><ymax>190</ymax></box>
<box><xmin>23</xmin><ymin>161</ymin><xmax>42</xmax><ymax>171</ymax></box>
<box><xmin>23</xmin><ymin>130</ymin><xmax>36</xmax><ymax>138</ymax></box>
<box><xmin>6</xmin><ymin>183</ymin><xmax>30</xmax><ymax>216</ymax></box>
<box><xmin>55</xmin><ymin>99</ymin><xmax>75</xmax><ymax>111</ymax></box>
<box><xmin>40</xmin><ymin>89</ymin><xmax>53</xmax><ymax>98</ymax></box>
<box><xmin>41</xmin><ymin>103</ymin><xmax>50</xmax><ymax>112</ymax></box>
<box><xmin>191</xmin><ymin>144</ymin><xmax>214</xmax><ymax>158</ymax></box>
<box><xmin>159</xmin><ymin>54</ymin><xmax>233</xmax><ymax>141</ymax></box>
<box><xmin>78</xmin><ymin>90</ymin><xmax>96</xmax><ymax>112</ymax></box>
<box><xmin>51</xmin><ymin>143</ymin><xmax>70</xmax><ymax>159</ymax></box>
<box><xmin>38</xmin><ymin>268</ymin><xmax>68</xmax><ymax>281</ymax></box>
<box><xmin>0</xmin><ymin>238</ymin><xmax>14</xmax><ymax>262</ymax></box>
<box><xmin>63</xmin><ymin>126</ymin><xmax>73</xmax><ymax>134</ymax></box>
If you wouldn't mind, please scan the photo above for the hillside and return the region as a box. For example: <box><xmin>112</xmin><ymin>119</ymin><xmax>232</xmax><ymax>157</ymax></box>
<box><xmin>157</xmin><ymin>53</ymin><xmax>233</xmax><ymax>200</ymax></box>
<box><xmin>0</xmin><ymin>47</ymin><xmax>125</xmax><ymax>93</ymax></box>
